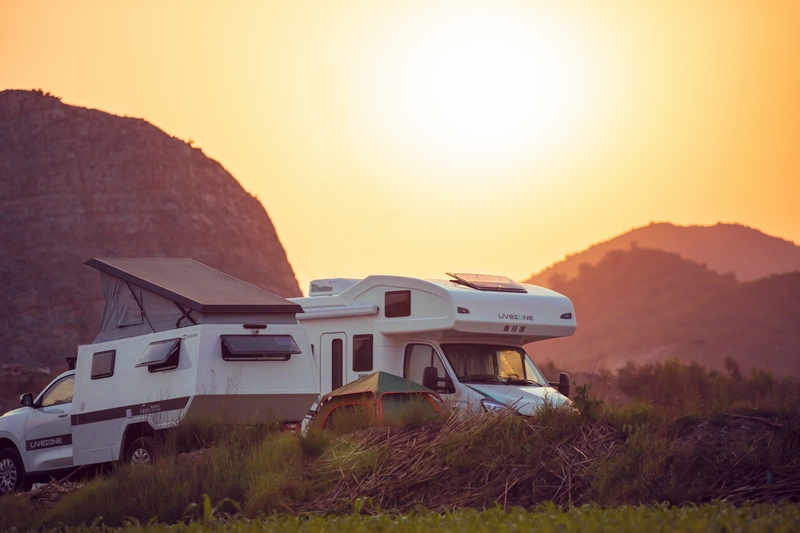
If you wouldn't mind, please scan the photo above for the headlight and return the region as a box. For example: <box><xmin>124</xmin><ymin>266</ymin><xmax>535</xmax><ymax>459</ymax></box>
<box><xmin>481</xmin><ymin>398</ymin><xmax>507</xmax><ymax>412</ymax></box>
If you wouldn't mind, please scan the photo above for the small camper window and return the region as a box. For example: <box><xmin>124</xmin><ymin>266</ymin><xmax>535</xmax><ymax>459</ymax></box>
<box><xmin>353</xmin><ymin>334</ymin><xmax>373</xmax><ymax>372</ymax></box>
<box><xmin>385</xmin><ymin>290</ymin><xmax>411</xmax><ymax>317</ymax></box>
<box><xmin>136</xmin><ymin>338</ymin><xmax>181</xmax><ymax>373</ymax></box>
<box><xmin>221</xmin><ymin>335</ymin><xmax>301</xmax><ymax>361</ymax></box>
<box><xmin>91</xmin><ymin>350</ymin><xmax>116</xmax><ymax>380</ymax></box>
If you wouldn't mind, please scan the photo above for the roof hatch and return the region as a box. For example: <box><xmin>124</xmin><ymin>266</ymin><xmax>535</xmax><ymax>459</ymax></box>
<box><xmin>446</xmin><ymin>273</ymin><xmax>527</xmax><ymax>293</ymax></box>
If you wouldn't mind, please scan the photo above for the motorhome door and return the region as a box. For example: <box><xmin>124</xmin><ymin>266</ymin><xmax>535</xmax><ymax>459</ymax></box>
<box><xmin>320</xmin><ymin>333</ymin><xmax>346</xmax><ymax>396</ymax></box>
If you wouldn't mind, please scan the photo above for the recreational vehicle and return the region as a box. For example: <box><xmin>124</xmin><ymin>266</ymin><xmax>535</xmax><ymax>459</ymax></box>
<box><xmin>290</xmin><ymin>273</ymin><xmax>576</xmax><ymax>417</ymax></box>
<box><xmin>0</xmin><ymin>258</ymin><xmax>318</xmax><ymax>493</ymax></box>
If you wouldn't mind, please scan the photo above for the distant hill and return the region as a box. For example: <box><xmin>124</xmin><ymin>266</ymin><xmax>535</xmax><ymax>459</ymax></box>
<box><xmin>0</xmin><ymin>90</ymin><xmax>300</xmax><ymax>398</ymax></box>
<box><xmin>528</xmin><ymin>247</ymin><xmax>800</xmax><ymax>377</ymax></box>
<box><xmin>526</xmin><ymin>222</ymin><xmax>800</xmax><ymax>287</ymax></box>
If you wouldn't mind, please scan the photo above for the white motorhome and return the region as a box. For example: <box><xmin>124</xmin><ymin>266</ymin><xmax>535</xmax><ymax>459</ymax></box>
<box><xmin>290</xmin><ymin>273</ymin><xmax>576</xmax><ymax>416</ymax></box>
<box><xmin>0</xmin><ymin>259</ymin><xmax>318</xmax><ymax>493</ymax></box>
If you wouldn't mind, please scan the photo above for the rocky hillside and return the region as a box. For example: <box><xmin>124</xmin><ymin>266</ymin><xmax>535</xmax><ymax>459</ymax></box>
<box><xmin>0</xmin><ymin>90</ymin><xmax>300</xmax><ymax>385</ymax></box>
<box><xmin>526</xmin><ymin>222</ymin><xmax>800</xmax><ymax>287</ymax></box>
<box><xmin>530</xmin><ymin>247</ymin><xmax>800</xmax><ymax>377</ymax></box>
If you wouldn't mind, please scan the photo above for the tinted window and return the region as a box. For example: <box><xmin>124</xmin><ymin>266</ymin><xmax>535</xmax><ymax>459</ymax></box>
<box><xmin>41</xmin><ymin>375</ymin><xmax>74</xmax><ymax>407</ymax></box>
<box><xmin>353</xmin><ymin>334</ymin><xmax>373</xmax><ymax>372</ymax></box>
<box><xmin>385</xmin><ymin>290</ymin><xmax>411</xmax><ymax>317</ymax></box>
<box><xmin>91</xmin><ymin>350</ymin><xmax>116</xmax><ymax>380</ymax></box>
<box><xmin>221</xmin><ymin>335</ymin><xmax>301</xmax><ymax>361</ymax></box>
<box><xmin>332</xmin><ymin>338</ymin><xmax>343</xmax><ymax>390</ymax></box>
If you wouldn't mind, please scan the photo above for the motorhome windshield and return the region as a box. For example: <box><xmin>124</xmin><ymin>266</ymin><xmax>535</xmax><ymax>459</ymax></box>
<box><xmin>441</xmin><ymin>344</ymin><xmax>547</xmax><ymax>386</ymax></box>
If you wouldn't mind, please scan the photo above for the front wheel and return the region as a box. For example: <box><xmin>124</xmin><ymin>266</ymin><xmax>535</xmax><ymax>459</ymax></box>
<box><xmin>0</xmin><ymin>448</ymin><xmax>26</xmax><ymax>494</ymax></box>
<box><xmin>125</xmin><ymin>437</ymin><xmax>156</xmax><ymax>465</ymax></box>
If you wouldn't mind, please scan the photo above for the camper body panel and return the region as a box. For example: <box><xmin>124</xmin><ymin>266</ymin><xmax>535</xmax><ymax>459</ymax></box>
<box><xmin>291</xmin><ymin>275</ymin><xmax>576</xmax><ymax>414</ymax></box>
<box><xmin>72</xmin><ymin>327</ymin><xmax>202</xmax><ymax>465</ymax></box>
<box><xmin>71</xmin><ymin>323</ymin><xmax>318</xmax><ymax>466</ymax></box>
<box><xmin>186</xmin><ymin>324</ymin><xmax>318</xmax><ymax>423</ymax></box>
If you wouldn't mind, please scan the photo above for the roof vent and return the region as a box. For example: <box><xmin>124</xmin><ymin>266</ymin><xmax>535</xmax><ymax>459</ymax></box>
<box><xmin>308</xmin><ymin>278</ymin><xmax>360</xmax><ymax>297</ymax></box>
<box><xmin>446</xmin><ymin>273</ymin><xmax>527</xmax><ymax>293</ymax></box>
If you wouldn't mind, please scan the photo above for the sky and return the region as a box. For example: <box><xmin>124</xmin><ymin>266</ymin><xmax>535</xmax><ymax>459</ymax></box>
<box><xmin>2</xmin><ymin>0</ymin><xmax>799</xmax><ymax>294</ymax></box>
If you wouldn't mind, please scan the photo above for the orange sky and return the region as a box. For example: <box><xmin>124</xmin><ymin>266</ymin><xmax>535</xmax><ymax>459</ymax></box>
<box><xmin>2</xmin><ymin>1</ymin><xmax>798</xmax><ymax>293</ymax></box>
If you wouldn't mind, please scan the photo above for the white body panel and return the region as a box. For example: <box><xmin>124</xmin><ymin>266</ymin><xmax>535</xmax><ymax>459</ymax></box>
<box><xmin>71</xmin><ymin>323</ymin><xmax>317</xmax><ymax>466</ymax></box>
<box><xmin>291</xmin><ymin>275</ymin><xmax>577</xmax><ymax>413</ymax></box>
<box><xmin>0</xmin><ymin>323</ymin><xmax>318</xmax><ymax>475</ymax></box>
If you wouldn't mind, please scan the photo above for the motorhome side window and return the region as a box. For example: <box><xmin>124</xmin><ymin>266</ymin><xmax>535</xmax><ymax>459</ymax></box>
<box><xmin>136</xmin><ymin>338</ymin><xmax>181</xmax><ymax>373</ymax></box>
<box><xmin>385</xmin><ymin>290</ymin><xmax>411</xmax><ymax>317</ymax></box>
<box><xmin>352</xmin><ymin>334</ymin><xmax>373</xmax><ymax>372</ymax></box>
<box><xmin>404</xmin><ymin>344</ymin><xmax>447</xmax><ymax>388</ymax></box>
<box><xmin>91</xmin><ymin>350</ymin><xmax>116</xmax><ymax>379</ymax></box>
<box><xmin>221</xmin><ymin>335</ymin><xmax>301</xmax><ymax>361</ymax></box>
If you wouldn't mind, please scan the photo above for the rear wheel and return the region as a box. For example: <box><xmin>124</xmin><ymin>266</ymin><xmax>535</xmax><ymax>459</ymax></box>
<box><xmin>0</xmin><ymin>448</ymin><xmax>25</xmax><ymax>494</ymax></box>
<box><xmin>125</xmin><ymin>437</ymin><xmax>155</xmax><ymax>465</ymax></box>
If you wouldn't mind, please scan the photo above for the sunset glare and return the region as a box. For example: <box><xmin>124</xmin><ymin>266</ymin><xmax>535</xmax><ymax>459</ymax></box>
<box><xmin>1</xmin><ymin>0</ymin><xmax>799</xmax><ymax>293</ymax></box>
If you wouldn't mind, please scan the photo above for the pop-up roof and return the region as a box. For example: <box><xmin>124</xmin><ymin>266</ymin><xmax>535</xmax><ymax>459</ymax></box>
<box><xmin>86</xmin><ymin>258</ymin><xmax>302</xmax><ymax>343</ymax></box>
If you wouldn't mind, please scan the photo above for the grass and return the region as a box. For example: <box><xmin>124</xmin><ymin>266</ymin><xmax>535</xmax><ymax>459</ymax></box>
<box><xmin>4</xmin><ymin>502</ymin><xmax>800</xmax><ymax>532</ymax></box>
<box><xmin>0</xmin><ymin>359</ymin><xmax>798</xmax><ymax>529</ymax></box>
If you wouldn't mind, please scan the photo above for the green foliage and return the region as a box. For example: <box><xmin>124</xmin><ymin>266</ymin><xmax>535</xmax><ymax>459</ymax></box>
<box><xmin>616</xmin><ymin>358</ymin><xmax>800</xmax><ymax>416</ymax></box>
<box><xmin>0</xmin><ymin>494</ymin><xmax>39</xmax><ymax>531</ymax></box>
<box><xmin>380</xmin><ymin>396</ymin><xmax>448</xmax><ymax>430</ymax></box>
<box><xmin>1</xmin><ymin>361</ymin><xmax>798</xmax><ymax>529</ymax></box>
<box><xmin>7</xmin><ymin>502</ymin><xmax>800</xmax><ymax>532</ymax></box>
<box><xmin>322</xmin><ymin>404</ymin><xmax>377</xmax><ymax>436</ymax></box>
<box><xmin>572</xmin><ymin>382</ymin><xmax>603</xmax><ymax>419</ymax></box>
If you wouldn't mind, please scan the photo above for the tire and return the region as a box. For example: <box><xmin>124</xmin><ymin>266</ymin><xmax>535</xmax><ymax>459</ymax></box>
<box><xmin>125</xmin><ymin>437</ymin><xmax>156</xmax><ymax>466</ymax></box>
<box><xmin>0</xmin><ymin>448</ymin><xmax>26</xmax><ymax>494</ymax></box>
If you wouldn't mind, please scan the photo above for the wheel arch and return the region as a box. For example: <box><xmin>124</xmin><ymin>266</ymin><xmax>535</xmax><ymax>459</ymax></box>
<box><xmin>120</xmin><ymin>421</ymin><xmax>156</xmax><ymax>460</ymax></box>
<box><xmin>0</xmin><ymin>437</ymin><xmax>27</xmax><ymax>471</ymax></box>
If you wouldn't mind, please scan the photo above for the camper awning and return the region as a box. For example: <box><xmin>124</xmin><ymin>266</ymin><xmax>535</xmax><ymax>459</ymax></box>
<box><xmin>86</xmin><ymin>258</ymin><xmax>303</xmax><ymax>314</ymax></box>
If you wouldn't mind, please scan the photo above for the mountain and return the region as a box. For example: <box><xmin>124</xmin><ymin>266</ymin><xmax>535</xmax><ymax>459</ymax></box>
<box><xmin>526</xmin><ymin>222</ymin><xmax>800</xmax><ymax>287</ymax></box>
<box><xmin>0</xmin><ymin>89</ymin><xmax>300</xmax><ymax>388</ymax></box>
<box><xmin>528</xmin><ymin>247</ymin><xmax>800</xmax><ymax>377</ymax></box>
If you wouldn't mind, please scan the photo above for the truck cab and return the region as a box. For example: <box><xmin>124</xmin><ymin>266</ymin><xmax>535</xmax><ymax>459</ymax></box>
<box><xmin>0</xmin><ymin>370</ymin><xmax>76</xmax><ymax>493</ymax></box>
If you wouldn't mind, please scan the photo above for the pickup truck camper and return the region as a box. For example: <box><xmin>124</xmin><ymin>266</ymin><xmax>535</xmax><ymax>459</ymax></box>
<box><xmin>0</xmin><ymin>258</ymin><xmax>318</xmax><ymax>493</ymax></box>
<box><xmin>290</xmin><ymin>273</ymin><xmax>576</xmax><ymax>417</ymax></box>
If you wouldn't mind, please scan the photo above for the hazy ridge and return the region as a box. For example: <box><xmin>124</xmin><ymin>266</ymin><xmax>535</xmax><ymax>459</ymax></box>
<box><xmin>530</xmin><ymin>246</ymin><xmax>800</xmax><ymax>377</ymax></box>
<box><xmin>526</xmin><ymin>222</ymin><xmax>800</xmax><ymax>287</ymax></box>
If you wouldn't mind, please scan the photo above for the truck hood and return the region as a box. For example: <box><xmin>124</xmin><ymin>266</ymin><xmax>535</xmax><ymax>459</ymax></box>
<box><xmin>465</xmin><ymin>384</ymin><xmax>570</xmax><ymax>415</ymax></box>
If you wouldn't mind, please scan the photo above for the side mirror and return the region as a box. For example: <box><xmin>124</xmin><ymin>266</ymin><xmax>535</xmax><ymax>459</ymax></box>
<box><xmin>20</xmin><ymin>393</ymin><xmax>34</xmax><ymax>407</ymax></box>
<box><xmin>422</xmin><ymin>367</ymin><xmax>455</xmax><ymax>394</ymax></box>
<box><xmin>548</xmin><ymin>372</ymin><xmax>571</xmax><ymax>398</ymax></box>
<box><xmin>558</xmin><ymin>372</ymin><xmax>570</xmax><ymax>398</ymax></box>
<box><xmin>422</xmin><ymin>367</ymin><xmax>439</xmax><ymax>391</ymax></box>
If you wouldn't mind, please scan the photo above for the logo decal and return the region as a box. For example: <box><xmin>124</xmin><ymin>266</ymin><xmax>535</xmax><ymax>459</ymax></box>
<box><xmin>498</xmin><ymin>313</ymin><xmax>534</xmax><ymax>321</ymax></box>
<box><xmin>26</xmin><ymin>433</ymin><xmax>72</xmax><ymax>451</ymax></box>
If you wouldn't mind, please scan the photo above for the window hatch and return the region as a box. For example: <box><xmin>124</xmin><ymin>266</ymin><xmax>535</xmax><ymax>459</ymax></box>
<box><xmin>136</xmin><ymin>339</ymin><xmax>180</xmax><ymax>367</ymax></box>
<box><xmin>221</xmin><ymin>335</ymin><xmax>301</xmax><ymax>361</ymax></box>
